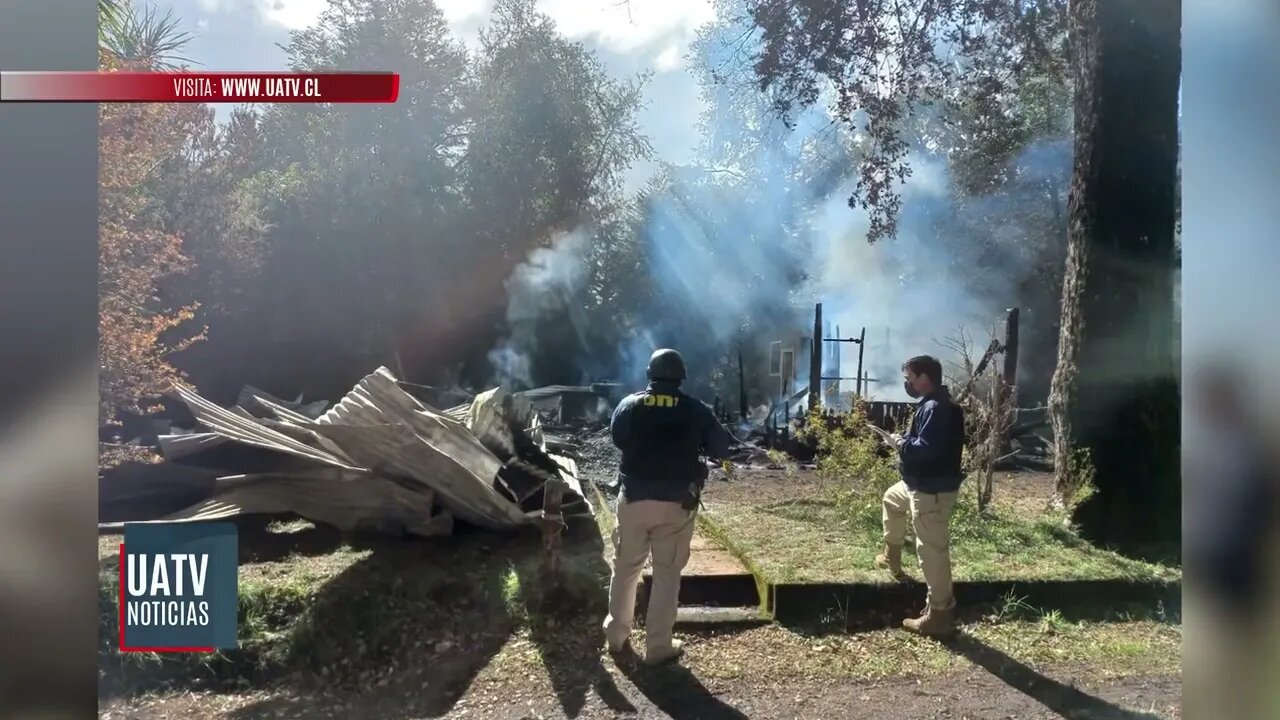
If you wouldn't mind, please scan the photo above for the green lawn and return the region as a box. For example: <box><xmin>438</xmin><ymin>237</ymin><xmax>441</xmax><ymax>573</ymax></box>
<box><xmin>699</xmin><ymin>485</ymin><xmax>1180</xmax><ymax>586</ymax></box>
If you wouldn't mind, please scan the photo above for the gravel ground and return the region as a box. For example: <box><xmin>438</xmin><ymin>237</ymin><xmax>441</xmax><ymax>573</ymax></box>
<box><xmin>101</xmin><ymin>658</ymin><xmax>1181</xmax><ymax>720</ymax></box>
<box><xmin>564</xmin><ymin>426</ymin><xmax>621</xmax><ymax>493</ymax></box>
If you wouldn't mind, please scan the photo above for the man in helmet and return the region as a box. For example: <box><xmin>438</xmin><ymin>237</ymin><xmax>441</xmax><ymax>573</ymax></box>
<box><xmin>603</xmin><ymin>348</ymin><xmax>735</xmax><ymax>665</ymax></box>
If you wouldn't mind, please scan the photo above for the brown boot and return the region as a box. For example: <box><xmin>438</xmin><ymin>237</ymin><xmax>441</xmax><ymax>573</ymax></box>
<box><xmin>644</xmin><ymin>638</ymin><xmax>685</xmax><ymax>666</ymax></box>
<box><xmin>874</xmin><ymin>543</ymin><xmax>908</xmax><ymax>581</ymax></box>
<box><xmin>902</xmin><ymin>606</ymin><xmax>956</xmax><ymax>638</ymax></box>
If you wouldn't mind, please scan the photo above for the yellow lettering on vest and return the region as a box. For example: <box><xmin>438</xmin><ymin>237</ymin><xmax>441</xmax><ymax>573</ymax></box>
<box><xmin>655</xmin><ymin>394</ymin><xmax>676</xmax><ymax>408</ymax></box>
<box><xmin>643</xmin><ymin>395</ymin><xmax>655</xmax><ymax>406</ymax></box>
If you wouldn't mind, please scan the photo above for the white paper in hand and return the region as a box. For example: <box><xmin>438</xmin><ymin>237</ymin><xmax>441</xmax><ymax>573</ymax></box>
<box><xmin>866</xmin><ymin>423</ymin><xmax>894</xmax><ymax>443</ymax></box>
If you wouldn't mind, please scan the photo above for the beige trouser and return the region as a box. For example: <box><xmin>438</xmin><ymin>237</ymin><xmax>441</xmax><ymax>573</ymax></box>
<box><xmin>883</xmin><ymin>479</ymin><xmax>959</xmax><ymax>610</ymax></box>
<box><xmin>603</xmin><ymin>499</ymin><xmax>696</xmax><ymax>653</ymax></box>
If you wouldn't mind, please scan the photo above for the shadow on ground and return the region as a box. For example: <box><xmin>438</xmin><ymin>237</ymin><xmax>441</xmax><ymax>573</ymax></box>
<box><xmin>98</xmin><ymin>515</ymin><xmax>356</xmax><ymax>572</ymax></box>
<box><xmin>941</xmin><ymin>632</ymin><xmax>1167</xmax><ymax>720</ymax></box>
<box><xmin>615</xmin><ymin>657</ymin><xmax>749</xmax><ymax>720</ymax></box>
<box><xmin>100</xmin><ymin>519</ymin><xmax>526</xmax><ymax>714</ymax></box>
<box><xmin>231</xmin><ymin>532</ymin><xmax>523</xmax><ymax>718</ymax></box>
<box><xmin>231</xmin><ymin>515</ymin><xmax>352</xmax><ymax>563</ymax></box>
<box><xmin>514</xmin><ymin>518</ymin><xmax>636</xmax><ymax>717</ymax></box>
<box><xmin>102</xmin><ymin>513</ymin><xmax>740</xmax><ymax>718</ymax></box>
<box><xmin>772</xmin><ymin>579</ymin><xmax>1181</xmax><ymax>634</ymax></box>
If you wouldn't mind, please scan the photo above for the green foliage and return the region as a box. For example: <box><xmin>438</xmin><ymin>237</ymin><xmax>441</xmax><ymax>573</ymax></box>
<box><xmin>158</xmin><ymin>107</ymin><xmax>269</xmax><ymax>319</ymax></box>
<box><xmin>100</xmin><ymin>2</ymin><xmax>196</xmax><ymax>69</ymax></box>
<box><xmin>747</xmin><ymin>0</ymin><xmax>1070</xmax><ymax>242</ymax></box>
<box><xmin>228</xmin><ymin>0</ymin><xmax>652</xmax><ymax>380</ymax></box>
<box><xmin>796</xmin><ymin>405</ymin><xmax>1072</xmax><ymax>554</ymax></box>
<box><xmin>798</xmin><ymin>406</ymin><xmax>901</xmax><ymax>532</ymax></box>
<box><xmin>1062</xmin><ymin>447</ymin><xmax>1099</xmax><ymax>511</ymax></box>
<box><xmin>99</xmin><ymin>0</ymin><xmax>124</xmax><ymax>45</ymax></box>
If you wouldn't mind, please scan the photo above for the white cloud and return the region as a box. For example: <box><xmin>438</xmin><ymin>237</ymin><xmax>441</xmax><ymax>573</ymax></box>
<box><xmin>654</xmin><ymin>43</ymin><xmax>682</xmax><ymax>72</ymax></box>
<box><xmin>253</xmin><ymin>0</ymin><xmax>715</xmax><ymax>66</ymax></box>
<box><xmin>434</xmin><ymin>0</ymin><xmax>490</xmax><ymax>24</ymax></box>
<box><xmin>258</xmin><ymin>0</ymin><xmax>490</xmax><ymax>29</ymax></box>
<box><xmin>259</xmin><ymin>0</ymin><xmax>326</xmax><ymax>30</ymax></box>
<box><xmin>539</xmin><ymin>0</ymin><xmax>713</xmax><ymax>53</ymax></box>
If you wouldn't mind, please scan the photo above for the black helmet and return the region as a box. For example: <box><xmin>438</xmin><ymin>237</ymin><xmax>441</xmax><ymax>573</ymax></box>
<box><xmin>646</xmin><ymin>348</ymin><xmax>686</xmax><ymax>382</ymax></box>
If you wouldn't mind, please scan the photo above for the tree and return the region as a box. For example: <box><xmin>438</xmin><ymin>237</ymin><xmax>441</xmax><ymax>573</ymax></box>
<box><xmin>100</xmin><ymin>2</ymin><xmax>196</xmax><ymax>69</ymax></box>
<box><xmin>747</xmin><ymin>0</ymin><xmax>1181</xmax><ymax>543</ymax></box>
<box><xmin>158</xmin><ymin>106</ymin><xmax>268</xmax><ymax>320</ymax></box>
<box><xmin>1047</xmin><ymin>0</ymin><xmax>1180</xmax><ymax>542</ymax></box>
<box><xmin>98</xmin><ymin>47</ymin><xmax>207</xmax><ymax>424</ymax></box>
<box><xmin>242</xmin><ymin>0</ymin><xmax>473</xmax><ymax>393</ymax></box>
<box><xmin>99</xmin><ymin>0</ymin><xmax>124</xmax><ymax>45</ymax></box>
<box><xmin>748</xmin><ymin>0</ymin><xmax>1069</xmax><ymax>242</ymax></box>
<box><xmin>458</xmin><ymin>0</ymin><xmax>652</xmax><ymax>384</ymax></box>
<box><xmin>235</xmin><ymin>0</ymin><xmax>651</xmax><ymax>393</ymax></box>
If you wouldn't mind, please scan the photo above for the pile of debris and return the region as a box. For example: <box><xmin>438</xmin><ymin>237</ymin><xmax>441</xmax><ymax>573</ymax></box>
<box><xmin>996</xmin><ymin>405</ymin><xmax>1056</xmax><ymax>472</ymax></box>
<box><xmin>99</xmin><ymin>367</ymin><xmax>590</xmax><ymax>538</ymax></box>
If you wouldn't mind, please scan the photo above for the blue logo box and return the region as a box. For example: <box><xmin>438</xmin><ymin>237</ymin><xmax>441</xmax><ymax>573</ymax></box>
<box><xmin>119</xmin><ymin>522</ymin><xmax>238</xmax><ymax>651</ymax></box>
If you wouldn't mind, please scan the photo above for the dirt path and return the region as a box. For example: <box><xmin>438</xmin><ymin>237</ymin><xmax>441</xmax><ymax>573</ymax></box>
<box><xmin>444</xmin><ymin>669</ymin><xmax>1182</xmax><ymax>720</ymax></box>
<box><xmin>102</xmin><ymin>666</ymin><xmax>1179</xmax><ymax>719</ymax></box>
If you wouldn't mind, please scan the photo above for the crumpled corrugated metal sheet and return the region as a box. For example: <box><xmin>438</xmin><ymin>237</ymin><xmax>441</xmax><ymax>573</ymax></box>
<box><xmin>313</xmin><ymin>369</ymin><xmax>531</xmax><ymax>528</ymax></box>
<box><xmin>156</xmin><ymin>431</ymin><xmax>224</xmax><ymax>461</ymax></box>
<box><xmin>157</xmin><ymin>387</ymin><xmax>329</xmax><ymax>462</ymax></box>
<box><xmin>105</xmin><ymin>468</ymin><xmax>453</xmax><ymax>537</ymax></box>
<box><xmin>466</xmin><ymin>387</ymin><xmax>517</xmax><ymax>460</ymax></box>
<box><xmin>113</xmin><ymin>367</ymin><xmax>595</xmax><ymax>536</ymax></box>
<box><xmin>172</xmin><ymin>368</ymin><xmax>534</xmax><ymax>530</ymax></box>
<box><xmin>175</xmin><ymin>384</ymin><xmax>363</xmax><ymax>470</ymax></box>
<box><xmin>236</xmin><ymin>385</ymin><xmax>329</xmax><ymax>420</ymax></box>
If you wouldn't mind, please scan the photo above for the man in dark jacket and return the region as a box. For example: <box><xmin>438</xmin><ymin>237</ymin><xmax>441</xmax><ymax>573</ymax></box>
<box><xmin>603</xmin><ymin>348</ymin><xmax>735</xmax><ymax>665</ymax></box>
<box><xmin>874</xmin><ymin>355</ymin><xmax>966</xmax><ymax>636</ymax></box>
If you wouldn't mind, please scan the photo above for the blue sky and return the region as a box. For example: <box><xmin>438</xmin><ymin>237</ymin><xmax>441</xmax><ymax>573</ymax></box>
<box><xmin>166</xmin><ymin>0</ymin><xmax>714</xmax><ymax>189</ymax></box>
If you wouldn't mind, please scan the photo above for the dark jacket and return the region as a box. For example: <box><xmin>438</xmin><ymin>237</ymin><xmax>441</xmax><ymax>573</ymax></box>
<box><xmin>610</xmin><ymin>381</ymin><xmax>735</xmax><ymax>505</ymax></box>
<box><xmin>899</xmin><ymin>385</ymin><xmax>965</xmax><ymax>493</ymax></box>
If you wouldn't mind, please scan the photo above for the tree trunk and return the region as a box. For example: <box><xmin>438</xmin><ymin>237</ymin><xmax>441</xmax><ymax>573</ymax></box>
<box><xmin>1049</xmin><ymin>0</ymin><xmax>1182</xmax><ymax>544</ymax></box>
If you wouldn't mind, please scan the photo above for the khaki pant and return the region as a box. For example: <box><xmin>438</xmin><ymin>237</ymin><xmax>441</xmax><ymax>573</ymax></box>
<box><xmin>883</xmin><ymin>480</ymin><xmax>958</xmax><ymax>610</ymax></box>
<box><xmin>603</xmin><ymin>499</ymin><xmax>696</xmax><ymax>653</ymax></box>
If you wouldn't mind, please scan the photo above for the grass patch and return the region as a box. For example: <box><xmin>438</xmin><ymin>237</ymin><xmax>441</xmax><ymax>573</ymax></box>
<box><xmin>703</xmin><ymin>410</ymin><xmax>1181</xmax><ymax>585</ymax></box>
<box><xmin>704</xmin><ymin>488</ymin><xmax>1178</xmax><ymax>584</ymax></box>
<box><xmin>679</xmin><ymin>590</ymin><xmax>1179</xmax><ymax>683</ymax></box>
<box><xmin>99</xmin><ymin>518</ymin><xmax>614</xmax><ymax>697</ymax></box>
<box><xmin>670</xmin><ymin>613</ymin><xmax>1180</xmax><ymax>683</ymax></box>
<box><xmin>695</xmin><ymin>513</ymin><xmax>772</xmax><ymax>618</ymax></box>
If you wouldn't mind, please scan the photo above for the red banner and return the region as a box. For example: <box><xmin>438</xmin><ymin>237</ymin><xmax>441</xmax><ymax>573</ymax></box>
<box><xmin>0</xmin><ymin>71</ymin><xmax>399</xmax><ymax>103</ymax></box>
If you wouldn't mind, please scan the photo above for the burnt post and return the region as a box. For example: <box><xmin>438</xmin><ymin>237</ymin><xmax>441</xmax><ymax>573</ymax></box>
<box><xmin>783</xmin><ymin>400</ymin><xmax>791</xmax><ymax>441</ymax></box>
<box><xmin>738</xmin><ymin>349</ymin><xmax>748</xmax><ymax>421</ymax></box>
<box><xmin>998</xmin><ymin>307</ymin><xmax>1021</xmax><ymax>457</ymax></box>
<box><xmin>855</xmin><ymin>326</ymin><xmax>866</xmax><ymax>398</ymax></box>
<box><xmin>1002</xmin><ymin>307</ymin><xmax>1020</xmax><ymax>391</ymax></box>
<box><xmin>541</xmin><ymin>477</ymin><xmax>565</xmax><ymax>579</ymax></box>
<box><xmin>809</xmin><ymin>303</ymin><xmax>823</xmax><ymax>413</ymax></box>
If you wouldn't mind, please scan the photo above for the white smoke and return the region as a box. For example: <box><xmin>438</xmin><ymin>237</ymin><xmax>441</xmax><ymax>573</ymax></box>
<box><xmin>810</xmin><ymin>154</ymin><xmax>1025</xmax><ymax>401</ymax></box>
<box><xmin>488</xmin><ymin>228</ymin><xmax>591</xmax><ymax>387</ymax></box>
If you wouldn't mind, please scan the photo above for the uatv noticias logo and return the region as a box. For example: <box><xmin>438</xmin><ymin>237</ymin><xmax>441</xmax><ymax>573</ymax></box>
<box><xmin>117</xmin><ymin>522</ymin><xmax>238</xmax><ymax>652</ymax></box>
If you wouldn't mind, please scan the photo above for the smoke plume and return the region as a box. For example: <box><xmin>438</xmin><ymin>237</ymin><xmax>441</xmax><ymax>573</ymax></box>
<box><xmin>489</xmin><ymin>228</ymin><xmax>591</xmax><ymax>388</ymax></box>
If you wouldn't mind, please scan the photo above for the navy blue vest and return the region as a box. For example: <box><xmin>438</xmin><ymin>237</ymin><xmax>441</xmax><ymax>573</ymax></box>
<box><xmin>612</xmin><ymin>383</ymin><xmax>710</xmax><ymax>504</ymax></box>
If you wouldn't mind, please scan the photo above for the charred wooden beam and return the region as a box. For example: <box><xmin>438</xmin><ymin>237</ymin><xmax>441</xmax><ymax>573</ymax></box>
<box><xmin>808</xmin><ymin>303</ymin><xmax>823</xmax><ymax>412</ymax></box>
<box><xmin>1002</xmin><ymin>308</ymin><xmax>1021</xmax><ymax>389</ymax></box>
